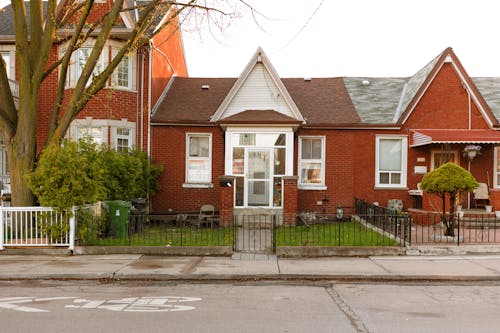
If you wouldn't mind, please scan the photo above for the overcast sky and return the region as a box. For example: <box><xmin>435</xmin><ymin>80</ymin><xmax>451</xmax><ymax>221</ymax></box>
<box><xmin>181</xmin><ymin>0</ymin><xmax>500</xmax><ymax>78</ymax></box>
<box><xmin>2</xmin><ymin>0</ymin><xmax>500</xmax><ymax>78</ymax></box>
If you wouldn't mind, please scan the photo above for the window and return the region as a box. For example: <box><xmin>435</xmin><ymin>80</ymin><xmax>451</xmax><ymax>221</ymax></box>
<box><xmin>495</xmin><ymin>147</ymin><xmax>500</xmax><ymax>188</ymax></box>
<box><xmin>298</xmin><ymin>136</ymin><xmax>325</xmax><ymax>187</ymax></box>
<box><xmin>116</xmin><ymin>128</ymin><xmax>132</xmax><ymax>152</ymax></box>
<box><xmin>114</xmin><ymin>53</ymin><xmax>132</xmax><ymax>89</ymax></box>
<box><xmin>376</xmin><ymin>136</ymin><xmax>407</xmax><ymax>187</ymax></box>
<box><xmin>0</xmin><ymin>52</ymin><xmax>11</xmax><ymax>79</ymax></box>
<box><xmin>186</xmin><ymin>134</ymin><xmax>211</xmax><ymax>184</ymax></box>
<box><xmin>77</xmin><ymin>126</ymin><xmax>103</xmax><ymax>145</ymax></box>
<box><xmin>76</xmin><ymin>48</ymin><xmax>102</xmax><ymax>85</ymax></box>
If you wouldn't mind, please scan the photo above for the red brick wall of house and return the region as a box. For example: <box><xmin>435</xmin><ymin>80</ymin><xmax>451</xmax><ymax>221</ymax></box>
<box><xmin>283</xmin><ymin>176</ymin><xmax>298</xmax><ymax>224</ymax></box>
<box><xmin>295</xmin><ymin>128</ymin><xmax>356</xmax><ymax>216</ymax></box>
<box><xmin>149</xmin><ymin>63</ymin><xmax>498</xmax><ymax>216</ymax></box>
<box><xmin>151</xmin><ymin>125</ymin><xmax>224</xmax><ymax>213</ymax></box>
<box><xmin>348</xmin><ymin>62</ymin><xmax>496</xmax><ymax>212</ymax></box>
<box><xmin>150</xmin><ymin>15</ymin><xmax>188</xmax><ymax>105</ymax></box>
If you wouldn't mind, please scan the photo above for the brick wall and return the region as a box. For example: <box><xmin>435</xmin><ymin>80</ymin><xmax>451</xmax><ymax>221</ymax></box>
<box><xmin>151</xmin><ymin>125</ymin><xmax>223</xmax><ymax>213</ymax></box>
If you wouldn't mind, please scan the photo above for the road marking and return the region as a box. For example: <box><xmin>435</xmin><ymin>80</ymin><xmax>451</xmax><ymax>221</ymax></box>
<box><xmin>0</xmin><ymin>297</ymin><xmax>74</xmax><ymax>313</ymax></box>
<box><xmin>65</xmin><ymin>297</ymin><xmax>201</xmax><ymax>312</ymax></box>
<box><xmin>0</xmin><ymin>296</ymin><xmax>201</xmax><ymax>313</ymax></box>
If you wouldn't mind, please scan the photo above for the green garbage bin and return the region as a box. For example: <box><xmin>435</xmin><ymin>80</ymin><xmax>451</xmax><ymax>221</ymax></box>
<box><xmin>106</xmin><ymin>200</ymin><xmax>131</xmax><ymax>237</ymax></box>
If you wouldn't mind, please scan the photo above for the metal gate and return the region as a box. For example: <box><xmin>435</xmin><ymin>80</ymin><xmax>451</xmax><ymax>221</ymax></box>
<box><xmin>233</xmin><ymin>214</ymin><xmax>276</xmax><ymax>254</ymax></box>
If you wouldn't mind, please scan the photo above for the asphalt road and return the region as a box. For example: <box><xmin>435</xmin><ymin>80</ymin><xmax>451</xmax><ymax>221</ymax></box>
<box><xmin>1</xmin><ymin>281</ymin><xmax>499</xmax><ymax>333</ymax></box>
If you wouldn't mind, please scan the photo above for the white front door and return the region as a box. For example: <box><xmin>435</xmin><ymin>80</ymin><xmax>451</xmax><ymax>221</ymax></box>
<box><xmin>246</xmin><ymin>149</ymin><xmax>272</xmax><ymax>207</ymax></box>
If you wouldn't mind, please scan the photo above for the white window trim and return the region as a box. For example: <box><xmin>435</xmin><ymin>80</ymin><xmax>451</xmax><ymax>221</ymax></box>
<box><xmin>60</xmin><ymin>40</ymin><xmax>135</xmax><ymax>91</ymax></box>
<box><xmin>224</xmin><ymin>127</ymin><xmax>294</xmax><ymax>176</ymax></box>
<box><xmin>69</xmin><ymin>118</ymin><xmax>136</xmax><ymax>149</ymax></box>
<box><xmin>298</xmin><ymin>136</ymin><xmax>326</xmax><ymax>190</ymax></box>
<box><xmin>111</xmin><ymin>48</ymin><xmax>136</xmax><ymax>91</ymax></box>
<box><xmin>184</xmin><ymin>133</ymin><xmax>212</xmax><ymax>187</ymax></box>
<box><xmin>0</xmin><ymin>46</ymin><xmax>15</xmax><ymax>80</ymax></box>
<box><xmin>375</xmin><ymin>135</ymin><xmax>408</xmax><ymax>188</ymax></box>
<box><xmin>494</xmin><ymin>146</ymin><xmax>500</xmax><ymax>188</ymax></box>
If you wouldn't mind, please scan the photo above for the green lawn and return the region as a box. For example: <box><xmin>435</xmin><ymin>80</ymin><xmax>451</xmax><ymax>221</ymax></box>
<box><xmin>81</xmin><ymin>226</ymin><xmax>234</xmax><ymax>246</ymax></box>
<box><xmin>276</xmin><ymin>221</ymin><xmax>400</xmax><ymax>246</ymax></box>
<box><xmin>79</xmin><ymin>221</ymin><xmax>399</xmax><ymax>247</ymax></box>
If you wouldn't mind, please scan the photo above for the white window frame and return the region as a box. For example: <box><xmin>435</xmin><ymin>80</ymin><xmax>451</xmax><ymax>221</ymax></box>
<box><xmin>0</xmin><ymin>47</ymin><xmax>15</xmax><ymax>80</ymax></box>
<box><xmin>116</xmin><ymin>127</ymin><xmax>132</xmax><ymax>152</ymax></box>
<box><xmin>185</xmin><ymin>133</ymin><xmax>212</xmax><ymax>187</ymax></box>
<box><xmin>76</xmin><ymin>126</ymin><xmax>105</xmax><ymax>145</ymax></box>
<box><xmin>0</xmin><ymin>52</ymin><xmax>11</xmax><ymax>79</ymax></box>
<box><xmin>375</xmin><ymin>135</ymin><xmax>408</xmax><ymax>188</ymax></box>
<box><xmin>494</xmin><ymin>146</ymin><xmax>500</xmax><ymax>188</ymax></box>
<box><xmin>76</xmin><ymin>47</ymin><xmax>104</xmax><ymax>87</ymax></box>
<box><xmin>69</xmin><ymin>118</ymin><xmax>136</xmax><ymax>149</ymax></box>
<box><xmin>298</xmin><ymin>136</ymin><xmax>326</xmax><ymax>190</ymax></box>
<box><xmin>112</xmin><ymin>49</ymin><xmax>133</xmax><ymax>90</ymax></box>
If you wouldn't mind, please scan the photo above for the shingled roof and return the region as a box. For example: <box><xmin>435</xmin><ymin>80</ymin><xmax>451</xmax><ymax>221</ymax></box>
<box><xmin>0</xmin><ymin>2</ymin><xmax>48</xmax><ymax>38</ymax></box>
<box><xmin>152</xmin><ymin>76</ymin><xmax>360</xmax><ymax>126</ymax></box>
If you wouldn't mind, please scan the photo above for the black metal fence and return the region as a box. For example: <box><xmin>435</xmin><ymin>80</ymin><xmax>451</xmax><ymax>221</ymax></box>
<box><xmin>73</xmin><ymin>200</ymin><xmax>500</xmax><ymax>248</ymax></box>
<box><xmin>233</xmin><ymin>215</ymin><xmax>276</xmax><ymax>253</ymax></box>
<box><xmin>75</xmin><ymin>208</ymin><xmax>232</xmax><ymax>246</ymax></box>
<box><xmin>355</xmin><ymin>198</ymin><xmax>500</xmax><ymax>245</ymax></box>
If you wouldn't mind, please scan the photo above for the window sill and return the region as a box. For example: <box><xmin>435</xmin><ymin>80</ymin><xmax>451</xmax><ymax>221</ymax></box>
<box><xmin>298</xmin><ymin>185</ymin><xmax>327</xmax><ymax>191</ymax></box>
<box><xmin>374</xmin><ymin>186</ymin><xmax>409</xmax><ymax>190</ymax></box>
<box><xmin>183</xmin><ymin>183</ymin><xmax>214</xmax><ymax>189</ymax></box>
<box><xmin>64</xmin><ymin>85</ymin><xmax>136</xmax><ymax>93</ymax></box>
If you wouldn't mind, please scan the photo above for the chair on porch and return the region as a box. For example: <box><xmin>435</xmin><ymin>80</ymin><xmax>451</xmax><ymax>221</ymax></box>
<box><xmin>198</xmin><ymin>204</ymin><xmax>216</xmax><ymax>227</ymax></box>
<box><xmin>473</xmin><ymin>183</ymin><xmax>489</xmax><ymax>209</ymax></box>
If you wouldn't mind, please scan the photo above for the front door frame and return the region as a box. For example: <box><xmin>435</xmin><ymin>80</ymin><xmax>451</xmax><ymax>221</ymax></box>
<box><xmin>245</xmin><ymin>147</ymin><xmax>273</xmax><ymax>207</ymax></box>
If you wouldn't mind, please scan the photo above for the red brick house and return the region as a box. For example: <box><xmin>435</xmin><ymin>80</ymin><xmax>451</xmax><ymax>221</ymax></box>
<box><xmin>151</xmin><ymin>47</ymin><xmax>500</xmax><ymax>223</ymax></box>
<box><xmin>0</xmin><ymin>0</ymin><xmax>187</xmax><ymax>175</ymax></box>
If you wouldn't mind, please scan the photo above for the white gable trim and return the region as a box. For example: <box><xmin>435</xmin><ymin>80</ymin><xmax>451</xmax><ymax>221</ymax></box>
<box><xmin>400</xmin><ymin>53</ymin><xmax>493</xmax><ymax>128</ymax></box>
<box><xmin>210</xmin><ymin>47</ymin><xmax>304</xmax><ymax>123</ymax></box>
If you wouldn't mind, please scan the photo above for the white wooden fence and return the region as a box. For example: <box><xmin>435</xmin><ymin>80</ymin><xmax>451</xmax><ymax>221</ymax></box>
<box><xmin>0</xmin><ymin>207</ymin><xmax>75</xmax><ymax>250</ymax></box>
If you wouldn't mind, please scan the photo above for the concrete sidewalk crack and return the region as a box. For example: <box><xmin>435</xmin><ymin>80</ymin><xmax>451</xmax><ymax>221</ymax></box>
<box><xmin>368</xmin><ymin>257</ymin><xmax>392</xmax><ymax>274</ymax></box>
<box><xmin>465</xmin><ymin>258</ymin><xmax>500</xmax><ymax>275</ymax></box>
<box><xmin>326</xmin><ymin>285</ymin><xmax>370</xmax><ymax>333</ymax></box>
<box><xmin>180</xmin><ymin>257</ymin><xmax>203</xmax><ymax>275</ymax></box>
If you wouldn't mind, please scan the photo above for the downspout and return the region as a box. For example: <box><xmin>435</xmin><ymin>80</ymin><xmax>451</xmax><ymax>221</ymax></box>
<box><xmin>141</xmin><ymin>51</ymin><xmax>145</xmax><ymax>150</ymax></box>
<box><xmin>136</xmin><ymin>52</ymin><xmax>139</xmax><ymax>148</ymax></box>
<box><xmin>148</xmin><ymin>40</ymin><xmax>175</xmax><ymax>156</ymax></box>
<box><xmin>148</xmin><ymin>41</ymin><xmax>153</xmax><ymax>156</ymax></box>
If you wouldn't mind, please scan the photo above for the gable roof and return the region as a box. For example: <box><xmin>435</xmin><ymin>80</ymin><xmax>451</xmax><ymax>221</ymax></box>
<box><xmin>151</xmin><ymin>76</ymin><xmax>360</xmax><ymax>125</ymax></box>
<box><xmin>396</xmin><ymin>48</ymin><xmax>498</xmax><ymax>127</ymax></box>
<box><xmin>210</xmin><ymin>47</ymin><xmax>305</xmax><ymax>123</ymax></box>
<box><xmin>152</xmin><ymin>47</ymin><xmax>500</xmax><ymax>128</ymax></box>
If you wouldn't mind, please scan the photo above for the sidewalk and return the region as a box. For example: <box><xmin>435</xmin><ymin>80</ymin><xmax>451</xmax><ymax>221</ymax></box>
<box><xmin>2</xmin><ymin>254</ymin><xmax>500</xmax><ymax>282</ymax></box>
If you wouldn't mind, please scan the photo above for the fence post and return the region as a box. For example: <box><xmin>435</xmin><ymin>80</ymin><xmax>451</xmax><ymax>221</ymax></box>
<box><xmin>69</xmin><ymin>206</ymin><xmax>76</xmax><ymax>251</ymax></box>
<box><xmin>0</xmin><ymin>206</ymin><xmax>4</xmax><ymax>250</ymax></box>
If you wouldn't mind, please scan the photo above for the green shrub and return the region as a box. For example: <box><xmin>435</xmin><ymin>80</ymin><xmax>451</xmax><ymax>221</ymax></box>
<box><xmin>26</xmin><ymin>139</ymin><xmax>163</xmax><ymax>209</ymax></box>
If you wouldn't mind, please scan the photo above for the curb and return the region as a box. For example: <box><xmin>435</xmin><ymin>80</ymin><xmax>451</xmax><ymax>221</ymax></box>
<box><xmin>1</xmin><ymin>273</ymin><xmax>500</xmax><ymax>283</ymax></box>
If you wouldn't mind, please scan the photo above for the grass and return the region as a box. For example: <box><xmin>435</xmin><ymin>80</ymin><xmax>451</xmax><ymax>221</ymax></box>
<box><xmin>80</xmin><ymin>220</ymin><xmax>399</xmax><ymax>247</ymax></box>
<box><xmin>276</xmin><ymin>221</ymin><xmax>400</xmax><ymax>246</ymax></box>
<box><xmin>83</xmin><ymin>226</ymin><xmax>234</xmax><ymax>246</ymax></box>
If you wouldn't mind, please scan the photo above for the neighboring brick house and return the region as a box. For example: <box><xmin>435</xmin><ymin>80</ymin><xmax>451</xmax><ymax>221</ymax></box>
<box><xmin>151</xmin><ymin>47</ymin><xmax>500</xmax><ymax>223</ymax></box>
<box><xmin>0</xmin><ymin>0</ymin><xmax>187</xmax><ymax>177</ymax></box>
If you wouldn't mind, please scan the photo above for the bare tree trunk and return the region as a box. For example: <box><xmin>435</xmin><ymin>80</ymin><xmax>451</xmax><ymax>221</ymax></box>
<box><xmin>446</xmin><ymin>192</ymin><xmax>456</xmax><ymax>237</ymax></box>
<box><xmin>7</xmin><ymin>91</ymin><xmax>38</xmax><ymax>207</ymax></box>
